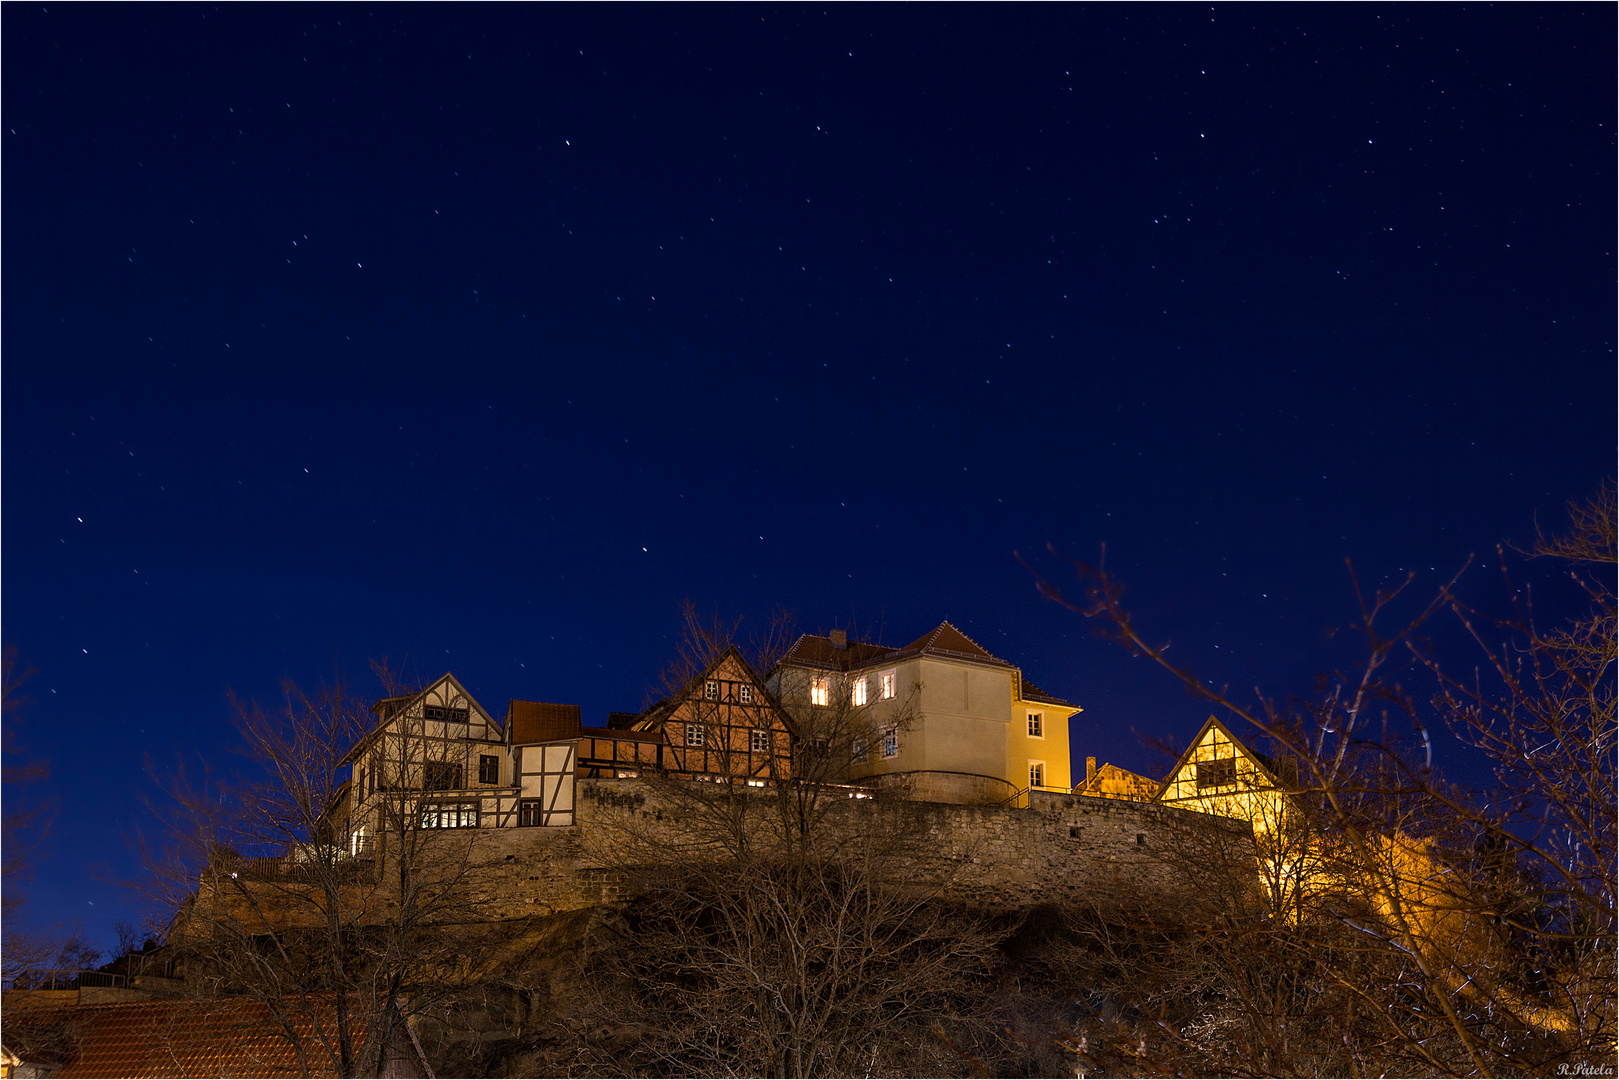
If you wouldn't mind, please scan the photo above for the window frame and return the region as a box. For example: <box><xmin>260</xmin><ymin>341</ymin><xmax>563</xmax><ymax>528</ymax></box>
<box><xmin>749</xmin><ymin>728</ymin><xmax>771</xmax><ymax>754</ymax></box>
<box><xmin>704</xmin><ymin>679</ymin><xmax>720</xmax><ymax>701</ymax></box>
<box><xmin>852</xmin><ymin>737</ymin><xmax>868</xmax><ymax>764</ymax></box>
<box><xmin>851</xmin><ymin>676</ymin><xmax>869</xmax><ymax>707</ymax></box>
<box><xmin>810</xmin><ymin>675</ymin><xmax>830</xmax><ymax>707</ymax></box>
<box><xmin>423</xmin><ymin>704</ymin><xmax>470</xmax><ymax>726</ymax></box>
<box><xmin>423</xmin><ymin>761</ymin><xmax>464</xmax><ymax>792</ymax></box>
<box><xmin>881</xmin><ymin>727</ymin><xmax>899</xmax><ymax>759</ymax></box>
<box><xmin>1196</xmin><ymin>758</ymin><xmax>1237</xmax><ymax>789</ymax></box>
<box><xmin>738</xmin><ymin>683</ymin><xmax>753</xmax><ymax>704</ymax></box>
<box><xmin>1027</xmin><ymin>711</ymin><xmax>1044</xmax><ymax>739</ymax></box>
<box><xmin>421</xmin><ymin>800</ymin><xmax>479</xmax><ymax>829</ymax></box>
<box><xmin>1029</xmin><ymin>761</ymin><xmax>1046</xmax><ymax>788</ymax></box>
<box><xmin>878</xmin><ymin>670</ymin><xmax>896</xmax><ymax>701</ymax></box>
<box><xmin>478</xmin><ymin>754</ymin><xmax>500</xmax><ymax>785</ymax></box>
<box><xmin>685</xmin><ymin>723</ymin><xmax>705</xmax><ymax>748</ymax></box>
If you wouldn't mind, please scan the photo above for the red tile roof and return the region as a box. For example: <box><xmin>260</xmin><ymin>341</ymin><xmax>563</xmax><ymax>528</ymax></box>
<box><xmin>507</xmin><ymin>700</ymin><xmax>583</xmax><ymax>744</ymax></box>
<box><xmin>775</xmin><ymin>621</ymin><xmax>1075</xmax><ymax>707</ymax></box>
<box><xmin>0</xmin><ymin>994</ymin><xmax>418</xmax><ymax>1078</ymax></box>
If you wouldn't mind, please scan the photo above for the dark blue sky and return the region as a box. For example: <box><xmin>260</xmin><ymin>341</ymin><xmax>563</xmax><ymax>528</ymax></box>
<box><xmin>4</xmin><ymin>5</ymin><xmax>1612</xmax><ymax>950</ymax></box>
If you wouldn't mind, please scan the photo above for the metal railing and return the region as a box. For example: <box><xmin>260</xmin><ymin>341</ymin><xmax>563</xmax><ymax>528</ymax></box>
<box><xmin>998</xmin><ymin>785</ymin><xmax>1077</xmax><ymax>810</ymax></box>
<box><xmin>4</xmin><ymin>970</ymin><xmax>129</xmax><ymax>991</ymax></box>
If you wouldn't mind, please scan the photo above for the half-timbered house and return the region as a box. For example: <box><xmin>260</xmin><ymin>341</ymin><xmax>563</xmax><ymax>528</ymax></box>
<box><xmin>334</xmin><ymin>673</ymin><xmax>522</xmax><ymax>854</ymax></box>
<box><xmin>577</xmin><ymin>647</ymin><xmax>794</xmax><ymax>784</ymax></box>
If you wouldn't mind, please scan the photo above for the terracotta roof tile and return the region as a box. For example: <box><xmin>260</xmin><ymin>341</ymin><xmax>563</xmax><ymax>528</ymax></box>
<box><xmin>507</xmin><ymin>700</ymin><xmax>582</xmax><ymax>744</ymax></box>
<box><xmin>0</xmin><ymin>995</ymin><xmax>407</xmax><ymax>1078</ymax></box>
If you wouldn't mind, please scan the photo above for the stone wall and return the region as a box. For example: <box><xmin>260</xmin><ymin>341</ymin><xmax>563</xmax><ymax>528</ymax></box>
<box><xmin>211</xmin><ymin>778</ymin><xmax>1252</xmax><ymax>932</ymax></box>
<box><xmin>459</xmin><ymin>779</ymin><xmax>1249</xmax><ymax>918</ymax></box>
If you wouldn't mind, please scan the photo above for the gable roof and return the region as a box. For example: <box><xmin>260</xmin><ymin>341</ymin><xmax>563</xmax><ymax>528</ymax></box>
<box><xmin>1155</xmin><ymin>715</ymin><xmax>1288</xmax><ymax>802</ymax></box>
<box><xmin>340</xmin><ymin>672</ymin><xmax>498</xmax><ymax>766</ymax></box>
<box><xmin>773</xmin><ymin>621</ymin><xmax>1076</xmax><ymax>707</ymax></box>
<box><xmin>0</xmin><ymin>995</ymin><xmax>425</xmax><ymax>1078</ymax></box>
<box><xmin>627</xmin><ymin>646</ymin><xmax>796</xmax><ymax>737</ymax></box>
<box><xmin>507</xmin><ymin>700</ymin><xmax>582</xmax><ymax>744</ymax></box>
<box><xmin>774</xmin><ymin>633</ymin><xmax>895</xmax><ymax>672</ymax></box>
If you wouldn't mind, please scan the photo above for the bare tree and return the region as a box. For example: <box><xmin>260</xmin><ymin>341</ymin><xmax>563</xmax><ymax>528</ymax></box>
<box><xmin>142</xmin><ymin>670</ymin><xmax>508</xmax><ymax>1077</ymax></box>
<box><xmin>1024</xmin><ymin>485</ymin><xmax>1617</xmax><ymax>1077</ymax></box>
<box><xmin>569</xmin><ymin>605</ymin><xmax>1009</xmax><ymax>1077</ymax></box>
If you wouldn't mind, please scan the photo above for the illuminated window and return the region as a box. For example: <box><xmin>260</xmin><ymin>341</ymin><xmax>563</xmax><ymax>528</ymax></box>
<box><xmin>882</xmin><ymin>728</ymin><xmax>898</xmax><ymax>758</ymax></box>
<box><xmin>1027</xmin><ymin>712</ymin><xmax>1044</xmax><ymax>738</ymax></box>
<box><xmin>478</xmin><ymin>755</ymin><xmax>499</xmax><ymax>784</ymax></box>
<box><xmin>852</xmin><ymin>738</ymin><xmax>868</xmax><ymax>763</ymax></box>
<box><xmin>879</xmin><ymin>670</ymin><xmax>896</xmax><ymax>700</ymax></box>
<box><xmin>750</xmin><ymin>728</ymin><xmax>770</xmax><ymax>754</ymax></box>
<box><xmin>704</xmin><ymin>680</ymin><xmax>720</xmax><ymax>701</ymax></box>
<box><xmin>422</xmin><ymin>801</ymin><xmax>479</xmax><ymax>829</ymax></box>
<box><xmin>851</xmin><ymin>677</ymin><xmax>868</xmax><ymax>707</ymax></box>
<box><xmin>685</xmin><ymin>724</ymin><xmax>705</xmax><ymax>747</ymax></box>
<box><xmin>1196</xmin><ymin>759</ymin><xmax>1237</xmax><ymax>789</ymax></box>
<box><xmin>1029</xmin><ymin>761</ymin><xmax>1045</xmax><ymax>788</ymax></box>
<box><xmin>738</xmin><ymin>684</ymin><xmax>753</xmax><ymax>704</ymax></box>
<box><xmin>811</xmin><ymin>676</ymin><xmax>830</xmax><ymax>706</ymax></box>
<box><xmin>349</xmin><ymin>826</ymin><xmax>370</xmax><ymax>857</ymax></box>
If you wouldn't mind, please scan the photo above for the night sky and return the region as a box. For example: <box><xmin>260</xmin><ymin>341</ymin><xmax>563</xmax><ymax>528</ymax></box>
<box><xmin>5</xmin><ymin>5</ymin><xmax>1612</xmax><ymax>950</ymax></box>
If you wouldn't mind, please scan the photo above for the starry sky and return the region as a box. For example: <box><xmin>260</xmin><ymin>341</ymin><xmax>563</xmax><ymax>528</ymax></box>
<box><xmin>4</xmin><ymin>5</ymin><xmax>1613</xmax><ymax>950</ymax></box>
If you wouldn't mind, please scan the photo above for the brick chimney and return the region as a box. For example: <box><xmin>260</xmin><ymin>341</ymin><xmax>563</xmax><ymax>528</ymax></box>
<box><xmin>1086</xmin><ymin>756</ymin><xmax>1097</xmax><ymax>784</ymax></box>
<box><xmin>829</xmin><ymin>629</ymin><xmax>847</xmax><ymax>650</ymax></box>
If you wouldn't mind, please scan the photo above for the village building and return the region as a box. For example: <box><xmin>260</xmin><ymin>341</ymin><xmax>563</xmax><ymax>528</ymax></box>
<box><xmin>767</xmin><ymin>621</ymin><xmax>1081</xmax><ymax>805</ymax></box>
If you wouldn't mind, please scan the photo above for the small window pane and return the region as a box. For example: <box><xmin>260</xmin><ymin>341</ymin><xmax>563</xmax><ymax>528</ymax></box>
<box><xmin>811</xmin><ymin>677</ymin><xmax>830</xmax><ymax>707</ymax></box>
<box><xmin>685</xmin><ymin>724</ymin><xmax>705</xmax><ymax>747</ymax></box>
<box><xmin>750</xmin><ymin>728</ymin><xmax>770</xmax><ymax>754</ymax></box>
<box><xmin>739</xmin><ymin>684</ymin><xmax>753</xmax><ymax>704</ymax></box>
<box><xmin>704</xmin><ymin>680</ymin><xmax>720</xmax><ymax>701</ymax></box>
<box><xmin>1027</xmin><ymin>713</ymin><xmax>1043</xmax><ymax>738</ymax></box>
<box><xmin>879</xmin><ymin>671</ymin><xmax>896</xmax><ymax>700</ymax></box>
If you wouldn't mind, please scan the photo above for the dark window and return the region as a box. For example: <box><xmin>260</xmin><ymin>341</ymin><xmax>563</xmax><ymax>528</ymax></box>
<box><xmin>421</xmin><ymin>801</ymin><xmax>478</xmax><ymax>829</ymax></box>
<box><xmin>424</xmin><ymin>704</ymin><xmax>470</xmax><ymax>725</ymax></box>
<box><xmin>1196</xmin><ymin>759</ymin><xmax>1237</xmax><ymax>789</ymax></box>
<box><xmin>356</xmin><ymin>766</ymin><xmax>366</xmax><ymax>799</ymax></box>
<box><xmin>478</xmin><ymin>755</ymin><xmax>499</xmax><ymax>784</ymax></box>
<box><xmin>424</xmin><ymin>761</ymin><xmax>463</xmax><ymax>791</ymax></box>
<box><xmin>518</xmin><ymin>800</ymin><xmax>542</xmax><ymax>827</ymax></box>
